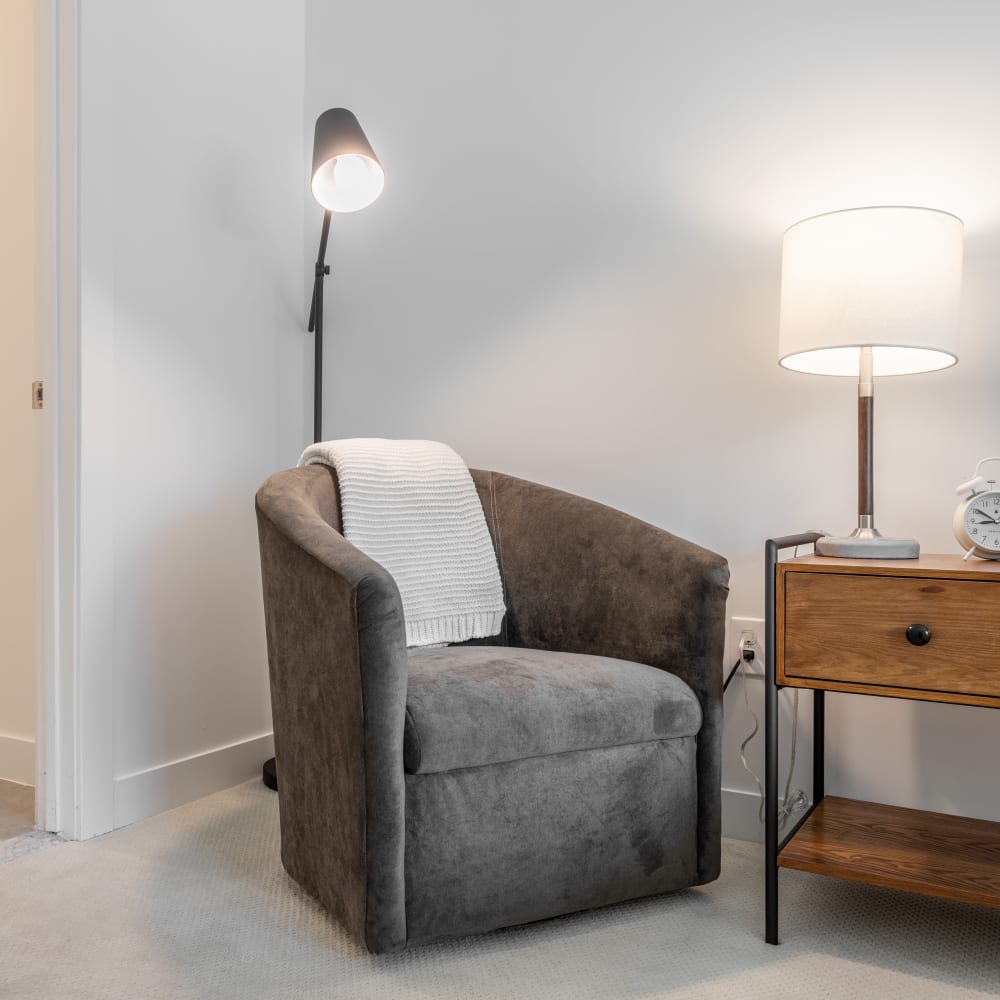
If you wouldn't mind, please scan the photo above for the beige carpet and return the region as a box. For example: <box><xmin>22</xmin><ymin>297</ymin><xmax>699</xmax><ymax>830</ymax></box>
<box><xmin>1</xmin><ymin>780</ymin><xmax>998</xmax><ymax>1000</ymax></box>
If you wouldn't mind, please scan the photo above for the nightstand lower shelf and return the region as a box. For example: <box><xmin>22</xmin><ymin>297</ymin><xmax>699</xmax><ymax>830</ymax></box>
<box><xmin>778</xmin><ymin>796</ymin><xmax>1000</xmax><ymax>909</ymax></box>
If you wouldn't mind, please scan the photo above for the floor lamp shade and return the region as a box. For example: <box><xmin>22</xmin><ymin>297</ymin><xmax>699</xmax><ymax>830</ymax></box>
<box><xmin>778</xmin><ymin>206</ymin><xmax>963</xmax><ymax>559</ymax></box>
<box><xmin>311</xmin><ymin>108</ymin><xmax>385</xmax><ymax>213</ymax></box>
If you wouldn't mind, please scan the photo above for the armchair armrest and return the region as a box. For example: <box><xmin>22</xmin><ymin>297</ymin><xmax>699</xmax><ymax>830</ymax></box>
<box><xmin>255</xmin><ymin>466</ymin><xmax>408</xmax><ymax>953</ymax></box>
<box><xmin>483</xmin><ymin>471</ymin><xmax>730</xmax><ymax>881</ymax></box>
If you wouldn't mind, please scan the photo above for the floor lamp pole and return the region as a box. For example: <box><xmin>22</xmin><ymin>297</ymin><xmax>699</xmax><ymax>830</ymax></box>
<box><xmin>308</xmin><ymin>209</ymin><xmax>333</xmax><ymax>443</ymax></box>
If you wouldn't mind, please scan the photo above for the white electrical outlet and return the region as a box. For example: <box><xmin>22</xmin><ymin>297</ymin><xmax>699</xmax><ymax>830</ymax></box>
<box><xmin>726</xmin><ymin>616</ymin><xmax>765</xmax><ymax>677</ymax></box>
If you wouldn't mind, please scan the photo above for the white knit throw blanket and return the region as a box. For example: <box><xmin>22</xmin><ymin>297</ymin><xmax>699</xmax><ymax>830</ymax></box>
<box><xmin>298</xmin><ymin>439</ymin><xmax>505</xmax><ymax>647</ymax></box>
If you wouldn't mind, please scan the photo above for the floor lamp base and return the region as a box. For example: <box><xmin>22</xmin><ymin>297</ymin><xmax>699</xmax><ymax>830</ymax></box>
<box><xmin>816</xmin><ymin>527</ymin><xmax>919</xmax><ymax>559</ymax></box>
<box><xmin>262</xmin><ymin>757</ymin><xmax>278</xmax><ymax>791</ymax></box>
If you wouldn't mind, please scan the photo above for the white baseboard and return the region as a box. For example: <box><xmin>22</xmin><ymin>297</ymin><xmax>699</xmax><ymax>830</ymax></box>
<box><xmin>723</xmin><ymin>786</ymin><xmax>817</xmax><ymax>844</ymax></box>
<box><xmin>722</xmin><ymin>786</ymin><xmax>766</xmax><ymax>843</ymax></box>
<box><xmin>113</xmin><ymin>732</ymin><xmax>275</xmax><ymax>830</ymax></box>
<box><xmin>0</xmin><ymin>733</ymin><xmax>36</xmax><ymax>786</ymax></box>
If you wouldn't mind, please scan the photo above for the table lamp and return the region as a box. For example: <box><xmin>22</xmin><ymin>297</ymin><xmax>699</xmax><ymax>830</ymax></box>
<box><xmin>778</xmin><ymin>206</ymin><xmax>963</xmax><ymax>558</ymax></box>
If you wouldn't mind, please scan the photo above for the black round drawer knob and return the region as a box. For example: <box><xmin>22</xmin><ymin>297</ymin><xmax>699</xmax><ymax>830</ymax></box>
<box><xmin>906</xmin><ymin>624</ymin><xmax>932</xmax><ymax>646</ymax></box>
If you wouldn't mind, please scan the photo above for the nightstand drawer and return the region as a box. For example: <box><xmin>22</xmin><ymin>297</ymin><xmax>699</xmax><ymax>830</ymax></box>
<box><xmin>781</xmin><ymin>571</ymin><xmax>1000</xmax><ymax>698</ymax></box>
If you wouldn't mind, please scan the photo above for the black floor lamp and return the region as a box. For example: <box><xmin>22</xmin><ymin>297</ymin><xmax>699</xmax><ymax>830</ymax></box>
<box><xmin>263</xmin><ymin>108</ymin><xmax>384</xmax><ymax>792</ymax></box>
<box><xmin>306</xmin><ymin>107</ymin><xmax>385</xmax><ymax>442</ymax></box>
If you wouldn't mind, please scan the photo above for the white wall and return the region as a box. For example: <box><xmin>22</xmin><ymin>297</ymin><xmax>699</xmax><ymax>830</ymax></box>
<box><xmin>76</xmin><ymin>0</ymin><xmax>307</xmax><ymax>828</ymax></box>
<box><xmin>0</xmin><ymin>0</ymin><xmax>38</xmax><ymax>787</ymax></box>
<box><xmin>305</xmin><ymin>1</ymin><xmax>1000</xmax><ymax>836</ymax></box>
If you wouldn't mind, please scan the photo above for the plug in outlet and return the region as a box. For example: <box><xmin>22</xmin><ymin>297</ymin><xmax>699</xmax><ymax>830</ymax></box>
<box><xmin>726</xmin><ymin>616</ymin><xmax>765</xmax><ymax>677</ymax></box>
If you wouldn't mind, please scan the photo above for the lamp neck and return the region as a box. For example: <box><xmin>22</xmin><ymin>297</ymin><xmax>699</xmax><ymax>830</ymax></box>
<box><xmin>857</xmin><ymin>346</ymin><xmax>874</xmax><ymax>522</ymax></box>
<box><xmin>316</xmin><ymin>209</ymin><xmax>332</xmax><ymax>272</ymax></box>
<box><xmin>859</xmin><ymin>345</ymin><xmax>874</xmax><ymax>397</ymax></box>
<box><xmin>310</xmin><ymin>209</ymin><xmax>334</xmax><ymax>444</ymax></box>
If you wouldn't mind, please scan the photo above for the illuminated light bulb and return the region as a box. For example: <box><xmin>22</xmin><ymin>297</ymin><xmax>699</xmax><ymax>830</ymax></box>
<box><xmin>311</xmin><ymin>153</ymin><xmax>385</xmax><ymax>213</ymax></box>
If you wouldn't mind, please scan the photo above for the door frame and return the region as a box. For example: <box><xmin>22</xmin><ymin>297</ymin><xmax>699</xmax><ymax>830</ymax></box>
<box><xmin>34</xmin><ymin>0</ymin><xmax>115</xmax><ymax>840</ymax></box>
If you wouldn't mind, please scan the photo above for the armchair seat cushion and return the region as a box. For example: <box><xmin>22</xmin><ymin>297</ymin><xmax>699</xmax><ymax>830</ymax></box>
<box><xmin>404</xmin><ymin>645</ymin><xmax>702</xmax><ymax>775</ymax></box>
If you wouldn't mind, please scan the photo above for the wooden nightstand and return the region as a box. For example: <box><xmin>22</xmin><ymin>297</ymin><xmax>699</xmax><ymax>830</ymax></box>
<box><xmin>763</xmin><ymin>535</ymin><xmax>1000</xmax><ymax>945</ymax></box>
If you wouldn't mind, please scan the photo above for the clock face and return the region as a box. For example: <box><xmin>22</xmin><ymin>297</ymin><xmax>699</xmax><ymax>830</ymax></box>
<box><xmin>963</xmin><ymin>491</ymin><xmax>1000</xmax><ymax>554</ymax></box>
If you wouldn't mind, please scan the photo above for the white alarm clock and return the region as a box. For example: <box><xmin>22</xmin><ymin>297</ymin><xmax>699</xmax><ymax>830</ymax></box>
<box><xmin>954</xmin><ymin>457</ymin><xmax>1000</xmax><ymax>560</ymax></box>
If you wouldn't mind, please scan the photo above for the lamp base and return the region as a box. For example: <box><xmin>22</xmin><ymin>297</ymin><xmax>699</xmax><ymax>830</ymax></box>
<box><xmin>815</xmin><ymin>526</ymin><xmax>919</xmax><ymax>559</ymax></box>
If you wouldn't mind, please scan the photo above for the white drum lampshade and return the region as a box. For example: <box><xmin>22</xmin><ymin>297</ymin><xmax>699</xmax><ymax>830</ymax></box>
<box><xmin>780</xmin><ymin>206</ymin><xmax>962</xmax><ymax>377</ymax></box>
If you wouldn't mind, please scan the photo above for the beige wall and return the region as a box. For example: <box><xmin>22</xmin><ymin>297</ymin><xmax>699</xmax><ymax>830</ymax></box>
<box><xmin>0</xmin><ymin>0</ymin><xmax>37</xmax><ymax>785</ymax></box>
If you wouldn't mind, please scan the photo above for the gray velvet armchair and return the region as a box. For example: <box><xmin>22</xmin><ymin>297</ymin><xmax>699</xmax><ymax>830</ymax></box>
<box><xmin>255</xmin><ymin>465</ymin><xmax>729</xmax><ymax>953</ymax></box>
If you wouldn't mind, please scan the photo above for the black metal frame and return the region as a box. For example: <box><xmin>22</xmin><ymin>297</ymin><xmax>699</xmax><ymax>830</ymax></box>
<box><xmin>308</xmin><ymin>209</ymin><xmax>333</xmax><ymax>444</ymax></box>
<box><xmin>764</xmin><ymin>531</ymin><xmax>824</xmax><ymax>945</ymax></box>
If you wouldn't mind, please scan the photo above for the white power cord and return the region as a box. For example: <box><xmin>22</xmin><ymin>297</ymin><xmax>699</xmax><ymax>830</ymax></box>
<box><xmin>735</xmin><ymin>635</ymin><xmax>807</xmax><ymax>832</ymax></box>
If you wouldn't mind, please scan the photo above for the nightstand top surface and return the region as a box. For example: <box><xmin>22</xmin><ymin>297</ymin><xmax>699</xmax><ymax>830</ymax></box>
<box><xmin>780</xmin><ymin>552</ymin><xmax>1000</xmax><ymax>579</ymax></box>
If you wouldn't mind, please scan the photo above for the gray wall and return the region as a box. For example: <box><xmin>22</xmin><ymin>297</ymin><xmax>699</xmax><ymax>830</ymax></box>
<box><xmin>306</xmin><ymin>0</ymin><xmax>1000</xmax><ymax>834</ymax></box>
<box><xmin>77</xmin><ymin>0</ymin><xmax>307</xmax><ymax>825</ymax></box>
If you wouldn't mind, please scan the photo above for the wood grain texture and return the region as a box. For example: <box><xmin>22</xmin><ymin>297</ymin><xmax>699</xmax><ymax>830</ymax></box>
<box><xmin>782</xmin><ymin>572</ymin><xmax>1000</xmax><ymax>698</ymax></box>
<box><xmin>776</xmin><ymin>556</ymin><xmax>1000</xmax><ymax>705</ymax></box>
<box><xmin>778</xmin><ymin>796</ymin><xmax>1000</xmax><ymax>908</ymax></box>
<box><xmin>858</xmin><ymin>395</ymin><xmax>873</xmax><ymax>516</ymax></box>
<box><xmin>779</xmin><ymin>553</ymin><xmax>1000</xmax><ymax>579</ymax></box>
<box><xmin>774</xmin><ymin>675</ymin><xmax>1000</xmax><ymax>710</ymax></box>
